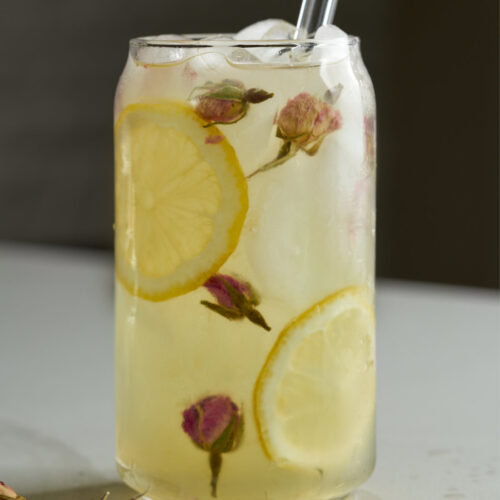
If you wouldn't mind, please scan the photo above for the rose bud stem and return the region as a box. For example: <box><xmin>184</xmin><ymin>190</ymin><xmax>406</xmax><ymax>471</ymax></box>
<box><xmin>247</xmin><ymin>142</ymin><xmax>298</xmax><ymax>179</ymax></box>
<box><xmin>209</xmin><ymin>451</ymin><xmax>223</xmax><ymax>497</ymax></box>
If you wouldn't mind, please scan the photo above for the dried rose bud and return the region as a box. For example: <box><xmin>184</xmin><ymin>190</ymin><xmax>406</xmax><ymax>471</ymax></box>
<box><xmin>201</xmin><ymin>274</ymin><xmax>270</xmax><ymax>331</ymax></box>
<box><xmin>277</xmin><ymin>92</ymin><xmax>342</xmax><ymax>149</ymax></box>
<box><xmin>196</xmin><ymin>95</ymin><xmax>247</xmax><ymax>125</ymax></box>
<box><xmin>0</xmin><ymin>482</ymin><xmax>24</xmax><ymax>500</ymax></box>
<box><xmin>182</xmin><ymin>395</ymin><xmax>243</xmax><ymax>497</ymax></box>
<box><xmin>191</xmin><ymin>79</ymin><xmax>273</xmax><ymax>126</ymax></box>
<box><xmin>182</xmin><ymin>395</ymin><xmax>242</xmax><ymax>452</ymax></box>
<box><xmin>203</xmin><ymin>274</ymin><xmax>255</xmax><ymax>310</ymax></box>
<box><xmin>248</xmin><ymin>92</ymin><xmax>342</xmax><ymax>178</ymax></box>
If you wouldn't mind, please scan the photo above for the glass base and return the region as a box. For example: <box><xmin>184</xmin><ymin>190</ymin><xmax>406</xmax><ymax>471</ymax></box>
<box><xmin>117</xmin><ymin>458</ymin><xmax>373</xmax><ymax>500</ymax></box>
<box><xmin>138</xmin><ymin>494</ymin><xmax>354</xmax><ymax>500</ymax></box>
<box><xmin>128</xmin><ymin>490</ymin><xmax>353</xmax><ymax>500</ymax></box>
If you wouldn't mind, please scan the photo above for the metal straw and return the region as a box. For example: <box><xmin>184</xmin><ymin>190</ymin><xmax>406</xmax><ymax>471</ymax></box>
<box><xmin>294</xmin><ymin>0</ymin><xmax>317</xmax><ymax>38</ymax></box>
<box><xmin>294</xmin><ymin>0</ymin><xmax>339</xmax><ymax>38</ymax></box>
<box><xmin>319</xmin><ymin>0</ymin><xmax>339</xmax><ymax>26</ymax></box>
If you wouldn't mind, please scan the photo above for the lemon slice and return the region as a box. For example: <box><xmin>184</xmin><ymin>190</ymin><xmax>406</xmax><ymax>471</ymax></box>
<box><xmin>254</xmin><ymin>287</ymin><xmax>375</xmax><ymax>468</ymax></box>
<box><xmin>114</xmin><ymin>101</ymin><xmax>248</xmax><ymax>301</ymax></box>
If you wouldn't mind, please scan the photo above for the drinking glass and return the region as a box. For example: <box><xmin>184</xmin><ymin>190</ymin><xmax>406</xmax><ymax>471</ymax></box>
<box><xmin>114</xmin><ymin>34</ymin><xmax>376</xmax><ymax>500</ymax></box>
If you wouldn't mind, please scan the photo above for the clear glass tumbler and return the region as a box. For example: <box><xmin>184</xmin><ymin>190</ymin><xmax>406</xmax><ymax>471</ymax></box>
<box><xmin>114</xmin><ymin>34</ymin><xmax>376</xmax><ymax>500</ymax></box>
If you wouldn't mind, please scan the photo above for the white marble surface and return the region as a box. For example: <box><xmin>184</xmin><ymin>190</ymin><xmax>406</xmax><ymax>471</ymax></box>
<box><xmin>0</xmin><ymin>243</ymin><xmax>498</xmax><ymax>500</ymax></box>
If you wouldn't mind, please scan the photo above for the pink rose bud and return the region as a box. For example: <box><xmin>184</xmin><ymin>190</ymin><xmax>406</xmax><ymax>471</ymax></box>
<box><xmin>277</xmin><ymin>92</ymin><xmax>342</xmax><ymax>148</ymax></box>
<box><xmin>247</xmin><ymin>92</ymin><xmax>342</xmax><ymax>178</ymax></box>
<box><xmin>201</xmin><ymin>274</ymin><xmax>270</xmax><ymax>331</ymax></box>
<box><xmin>182</xmin><ymin>395</ymin><xmax>242</xmax><ymax>453</ymax></box>
<box><xmin>203</xmin><ymin>274</ymin><xmax>255</xmax><ymax>311</ymax></box>
<box><xmin>192</xmin><ymin>79</ymin><xmax>273</xmax><ymax>126</ymax></box>
<box><xmin>0</xmin><ymin>482</ymin><xmax>24</xmax><ymax>500</ymax></box>
<box><xmin>182</xmin><ymin>395</ymin><xmax>243</xmax><ymax>497</ymax></box>
<box><xmin>196</xmin><ymin>95</ymin><xmax>247</xmax><ymax>125</ymax></box>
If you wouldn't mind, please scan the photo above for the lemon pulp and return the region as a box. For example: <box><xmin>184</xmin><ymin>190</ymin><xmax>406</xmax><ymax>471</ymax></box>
<box><xmin>254</xmin><ymin>287</ymin><xmax>376</xmax><ymax>469</ymax></box>
<box><xmin>114</xmin><ymin>101</ymin><xmax>248</xmax><ymax>301</ymax></box>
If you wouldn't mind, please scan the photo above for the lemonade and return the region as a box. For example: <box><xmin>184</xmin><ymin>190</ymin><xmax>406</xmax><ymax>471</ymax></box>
<box><xmin>114</xmin><ymin>25</ymin><xmax>376</xmax><ymax>500</ymax></box>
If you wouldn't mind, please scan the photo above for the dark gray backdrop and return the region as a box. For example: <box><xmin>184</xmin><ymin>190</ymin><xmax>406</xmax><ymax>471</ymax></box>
<box><xmin>0</xmin><ymin>0</ymin><xmax>498</xmax><ymax>288</ymax></box>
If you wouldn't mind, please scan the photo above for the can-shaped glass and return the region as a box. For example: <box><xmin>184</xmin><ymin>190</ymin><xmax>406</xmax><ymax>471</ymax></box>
<box><xmin>114</xmin><ymin>34</ymin><xmax>376</xmax><ymax>500</ymax></box>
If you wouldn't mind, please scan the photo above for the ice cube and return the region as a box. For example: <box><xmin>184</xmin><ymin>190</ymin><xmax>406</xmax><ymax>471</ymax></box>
<box><xmin>314</xmin><ymin>24</ymin><xmax>348</xmax><ymax>41</ymax></box>
<box><xmin>187</xmin><ymin>50</ymin><xmax>231</xmax><ymax>74</ymax></box>
<box><xmin>235</xmin><ymin>19</ymin><xmax>299</xmax><ymax>40</ymax></box>
<box><xmin>199</xmin><ymin>34</ymin><xmax>234</xmax><ymax>41</ymax></box>
<box><xmin>132</xmin><ymin>35</ymin><xmax>186</xmax><ymax>65</ymax></box>
<box><xmin>311</xmin><ymin>24</ymin><xmax>349</xmax><ymax>64</ymax></box>
<box><xmin>232</xmin><ymin>19</ymin><xmax>306</xmax><ymax>65</ymax></box>
<box><xmin>228</xmin><ymin>48</ymin><xmax>261</xmax><ymax>64</ymax></box>
<box><xmin>190</xmin><ymin>35</ymin><xmax>237</xmax><ymax>69</ymax></box>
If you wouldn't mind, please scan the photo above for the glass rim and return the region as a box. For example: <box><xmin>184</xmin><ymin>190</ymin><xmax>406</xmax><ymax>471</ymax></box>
<box><xmin>130</xmin><ymin>34</ymin><xmax>360</xmax><ymax>49</ymax></box>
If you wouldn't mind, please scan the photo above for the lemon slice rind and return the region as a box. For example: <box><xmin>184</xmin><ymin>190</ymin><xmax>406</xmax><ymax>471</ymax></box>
<box><xmin>253</xmin><ymin>286</ymin><xmax>375</xmax><ymax>468</ymax></box>
<box><xmin>114</xmin><ymin>101</ymin><xmax>248</xmax><ymax>302</ymax></box>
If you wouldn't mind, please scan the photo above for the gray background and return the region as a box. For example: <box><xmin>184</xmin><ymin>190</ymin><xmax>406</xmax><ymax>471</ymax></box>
<box><xmin>0</xmin><ymin>0</ymin><xmax>498</xmax><ymax>288</ymax></box>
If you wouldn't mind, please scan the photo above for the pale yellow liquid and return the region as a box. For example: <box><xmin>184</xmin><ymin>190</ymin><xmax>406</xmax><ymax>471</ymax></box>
<box><xmin>115</xmin><ymin>44</ymin><xmax>376</xmax><ymax>500</ymax></box>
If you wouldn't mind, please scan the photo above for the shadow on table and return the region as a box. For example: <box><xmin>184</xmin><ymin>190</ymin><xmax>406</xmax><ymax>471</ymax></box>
<box><xmin>27</xmin><ymin>482</ymin><xmax>136</xmax><ymax>500</ymax></box>
<box><xmin>347</xmin><ymin>491</ymin><xmax>382</xmax><ymax>500</ymax></box>
<box><xmin>28</xmin><ymin>484</ymin><xmax>381</xmax><ymax>500</ymax></box>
